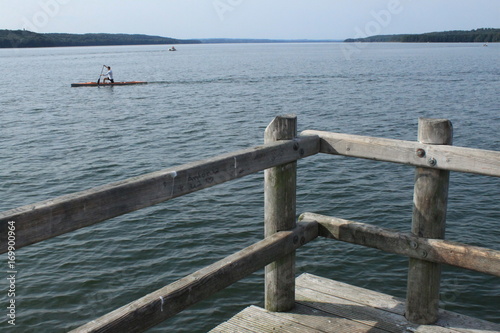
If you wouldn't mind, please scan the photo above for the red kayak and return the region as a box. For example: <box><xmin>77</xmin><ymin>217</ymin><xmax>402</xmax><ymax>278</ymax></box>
<box><xmin>71</xmin><ymin>81</ymin><xmax>147</xmax><ymax>87</ymax></box>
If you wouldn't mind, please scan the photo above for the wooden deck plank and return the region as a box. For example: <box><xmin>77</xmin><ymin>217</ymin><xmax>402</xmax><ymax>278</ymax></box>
<box><xmin>296</xmin><ymin>283</ymin><xmax>456</xmax><ymax>333</ymax></box>
<box><xmin>208</xmin><ymin>321</ymin><xmax>258</xmax><ymax>333</ymax></box>
<box><xmin>435</xmin><ymin>312</ymin><xmax>500</xmax><ymax>333</ymax></box>
<box><xmin>209</xmin><ymin>273</ymin><xmax>500</xmax><ymax>333</ymax></box>
<box><xmin>296</xmin><ymin>273</ymin><xmax>405</xmax><ymax>314</ymax></box>
<box><xmin>296</xmin><ymin>273</ymin><xmax>500</xmax><ymax>333</ymax></box>
<box><xmin>212</xmin><ymin>304</ymin><xmax>390</xmax><ymax>333</ymax></box>
<box><xmin>266</xmin><ymin>303</ymin><xmax>389</xmax><ymax>333</ymax></box>
<box><xmin>230</xmin><ymin>306</ymin><xmax>323</xmax><ymax>332</ymax></box>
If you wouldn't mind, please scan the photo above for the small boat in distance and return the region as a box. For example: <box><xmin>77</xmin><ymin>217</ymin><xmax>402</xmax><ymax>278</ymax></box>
<box><xmin>169</xmin><ymin>46</ymin><xmax>177</xmax><ymax>51</ymax></box>
<box><xmin>71</xmin><ymin>81</ymin><xmax>148</xmax><ymax>87</ymax></box>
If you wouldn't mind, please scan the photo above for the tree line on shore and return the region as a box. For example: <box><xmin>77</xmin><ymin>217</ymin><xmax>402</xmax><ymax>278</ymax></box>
<box><xmin>0</xmin><ymin>30</ymin><xmax>201</xmax><ymax>48</ymax></box>
<box><xmin>2</xmin><ymin>28</ymin><xmax>499</xmax><ymax>48</ymax></box>
<box><xmin>345</xmin><ymin>28</ymin><xmax>500</xmax><ymax>43</ymax></box>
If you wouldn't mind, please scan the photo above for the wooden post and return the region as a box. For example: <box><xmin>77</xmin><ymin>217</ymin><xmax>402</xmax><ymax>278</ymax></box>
<box><xmin>406</xmin><ymin>118</ymin><xmax>453</xmax><ymax>324</ymax></box>
<box><xmin>264</xmin><ymin>115</ymin><xmax>297</xmax><ymax>312</ymax></box>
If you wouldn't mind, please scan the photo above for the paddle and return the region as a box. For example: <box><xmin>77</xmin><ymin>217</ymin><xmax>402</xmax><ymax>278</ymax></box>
<box><xmin>97</xmin><ymin>65</ymin><xmax>105</xmax><ymax>84</ymax></box>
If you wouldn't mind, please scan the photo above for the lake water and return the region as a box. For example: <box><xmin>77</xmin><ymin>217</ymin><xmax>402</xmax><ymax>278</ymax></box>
<box><xmin>1</xmin><ymin>43</ymin><xmax>499</xmax><ymax>332</ymax></box>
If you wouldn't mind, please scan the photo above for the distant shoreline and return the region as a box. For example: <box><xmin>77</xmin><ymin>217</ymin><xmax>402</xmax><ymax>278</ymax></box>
<box><xmin>0</xmin><ymin>30</ymin><xmax>340</xmax><ymax>48</ymax></box>
<box><xmin>344</xmin><ymin>28</ymin><xmax>500</xmax><ymax>43</ymax></box>
<box><xmin>0</xmin><ymin>30</ymin><xmax>201</xmax><ymax>48</ymax></box>
<box><xmin>199</xmin><ymin>38</ymin><xmax>341</xmax><ymax>44</ymax></box>
<box><xmin>1</xmin><ymin>28</ymin><xmax>499</xmax><ymax>49</ymax></box>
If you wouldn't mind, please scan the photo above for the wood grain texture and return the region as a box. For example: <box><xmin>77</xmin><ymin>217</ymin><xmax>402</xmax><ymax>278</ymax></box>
<box><xmin>296</xmin><ymin>273</ymin><xmax>500</xmax><ymax>333</ymax></box>
<box><xmin>210</xmin><ymin>273</ymin><xmax>500</xmax><ymax>332</ymax></box>
<box><xmin>407</xmin><ymin>118</ymin><xmax>452</xmax><ymax>324</ymax></box>
<box><xmin>300</xmin><ymin>212</ymin><xmax>500</xmax><ymax>277</ymax></box>
<box><xmin>301</xmin><ymin>129</ymin><xmax>500</xmax><ymax>177</ymax></box>
<box><xmin>264</xmin><ymin>115</ymin><xmax>298</xmax><ymax>312</ymax></box>
<box><xmin>69</xmin><ymin>222</ymin><xmax>318</xmax><ymax>333</ymax></box>
<box><xmin>0</xmin><ymin>135</ymin><xmax>320</xmax><ymax>253</ymax></box>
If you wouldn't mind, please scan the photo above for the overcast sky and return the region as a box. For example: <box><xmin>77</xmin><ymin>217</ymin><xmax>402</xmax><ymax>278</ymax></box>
<box><xmin>1</xmin><ymin>0</ymin><xmax>499</xmax><ymax>40</ymax></box>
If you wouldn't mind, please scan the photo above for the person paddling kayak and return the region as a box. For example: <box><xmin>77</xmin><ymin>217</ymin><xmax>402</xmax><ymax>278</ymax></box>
<box><xmin>101</xmin><ymin>66</ymin><xmax>114</xmax><ymax>83</ymax></box>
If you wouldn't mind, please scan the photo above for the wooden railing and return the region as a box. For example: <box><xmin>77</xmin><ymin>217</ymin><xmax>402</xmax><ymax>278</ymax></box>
<box><xmin>0</xmin><ymin>124</ymin><xmax>319</xmax><ymax>252</ymax></box>
<box><xmin>1</xmin><ymin>116</ymin><xmax>499</xmax><ymax>332</ymax></box>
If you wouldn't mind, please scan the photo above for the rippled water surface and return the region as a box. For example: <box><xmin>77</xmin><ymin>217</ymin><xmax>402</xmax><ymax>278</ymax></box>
<box><xmin>1</xmin><ymin>43</ymin><xmax>499</xmax><ymax>332</ymax></box>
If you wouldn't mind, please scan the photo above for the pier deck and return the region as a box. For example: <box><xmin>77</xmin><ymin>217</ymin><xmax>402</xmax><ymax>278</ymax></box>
<box><xmin>209</xmin><ymin>273</ymin><xmax>500</xmax><ymax>333</ymax></box>
<box><xmin>3</xmin><ymin>116</ymin><xmax>499</xmax><ymax>332</ymax></box>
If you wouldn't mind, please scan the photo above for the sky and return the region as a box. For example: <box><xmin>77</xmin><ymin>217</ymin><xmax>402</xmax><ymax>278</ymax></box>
<box><xmin>0</xmin><ymin>0</ymin><xmax>499</xmax><ymax>40</ymax></box>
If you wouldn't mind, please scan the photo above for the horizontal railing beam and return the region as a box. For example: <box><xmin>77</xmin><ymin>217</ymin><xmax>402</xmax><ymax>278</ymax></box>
<box><xmin>300</xmin><ymin>213</ymin><xmax>500</xmax><ymax>277</ymax></box>
<box><xmin>301</xmin><ymin>130</ymin><xmax>500</xmax><ymax>177</ymax></box>
<box><xmin>69</xmin><ymin>221</ymin><xmax>319</xmax><ymax>333</ymax></box>
<box><xmin>0</xmin><ymin>136</ymin><xmax>320</xmax><ymax>253</ymax></box>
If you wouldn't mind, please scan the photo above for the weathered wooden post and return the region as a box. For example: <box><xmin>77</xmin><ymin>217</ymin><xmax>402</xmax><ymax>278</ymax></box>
<box><xmin>264</xmin><ymin>115</ymin><xmax>297</xmax><ymax>312</ymax></box>
<box><xmin>406</xmin><ymin>118</ymin><xmax>453</xmax><ymax>324</ymax></box>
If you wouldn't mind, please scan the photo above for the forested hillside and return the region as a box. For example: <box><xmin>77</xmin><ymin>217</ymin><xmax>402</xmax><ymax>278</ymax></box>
<box><xmin>345</xmin><ymin>28</ymin><xmax>500</xmax><ymax>43</ymax></box>
<box><xmin>0</xmin><ymin>30</ymin><xmax>201</xmax><ymax>48</ymax></box>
